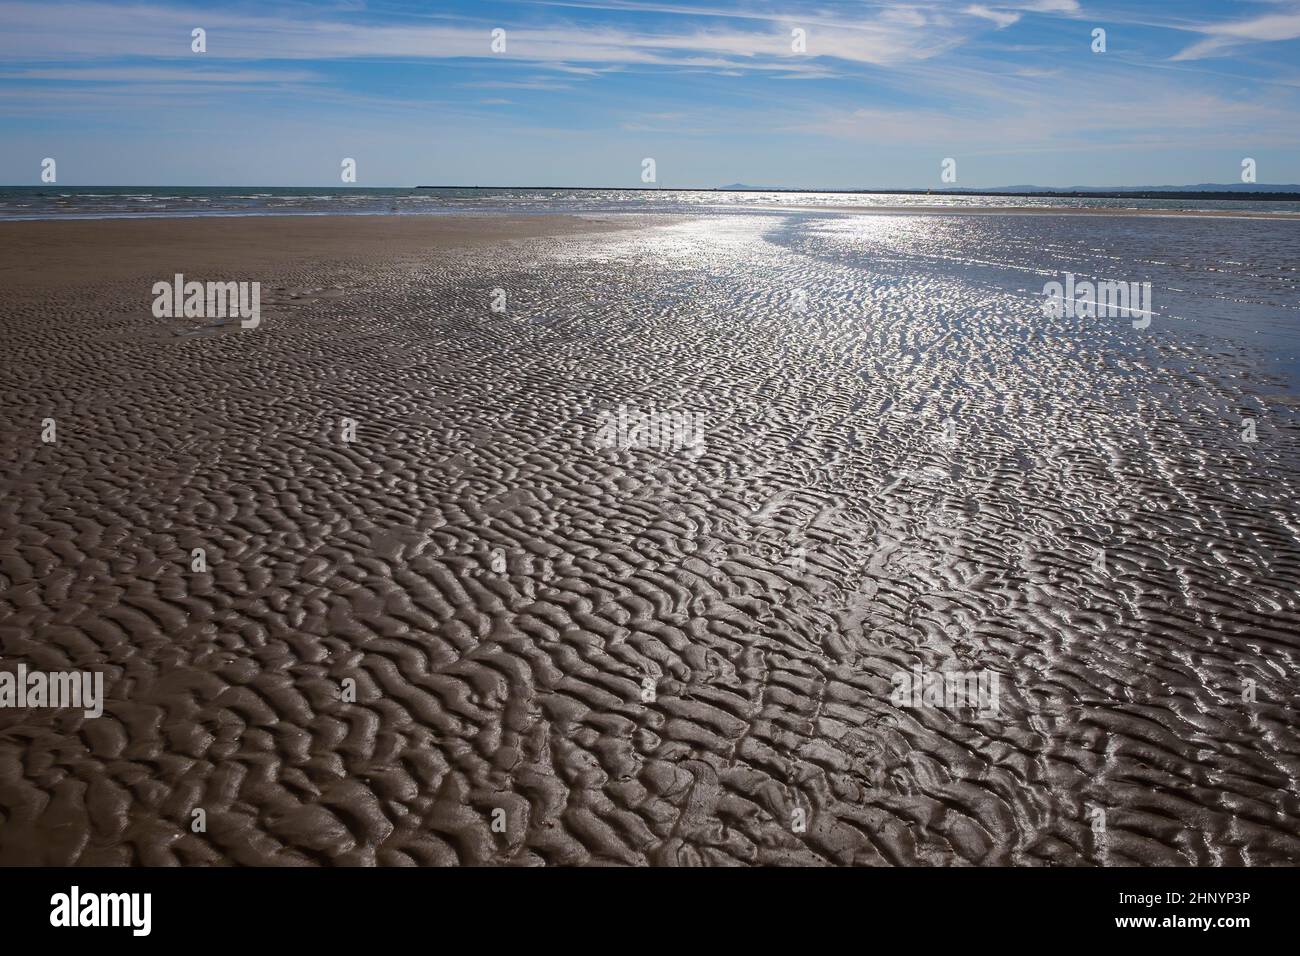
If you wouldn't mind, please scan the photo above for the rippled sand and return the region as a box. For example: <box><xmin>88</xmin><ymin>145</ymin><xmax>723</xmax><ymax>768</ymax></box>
<box><xmin>1</xmin><ymin>213</ymin><xmax>1297</xmax><ymax>866</ymax></box>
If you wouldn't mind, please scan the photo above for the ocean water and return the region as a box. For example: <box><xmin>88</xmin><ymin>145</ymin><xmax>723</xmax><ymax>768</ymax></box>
<box><xmin>3</xmin><ymin>185</ymin><xmax>1300</xmax><ymax>220</ymax></box>
<box><xmin>768</xmin><ymin>212</ymin><xmax>1300</xmax><ymax>389</ymax></box>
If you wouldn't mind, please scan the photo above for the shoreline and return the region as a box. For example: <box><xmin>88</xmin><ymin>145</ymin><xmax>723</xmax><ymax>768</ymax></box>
<box><xmin>3</xmin><ymin>203</ymin><xmax>1299</xmax><ymax>226</ymax></box>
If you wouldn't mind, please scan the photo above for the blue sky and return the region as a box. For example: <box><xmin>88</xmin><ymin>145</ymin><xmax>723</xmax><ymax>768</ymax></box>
<box><xmin>2</xmin><ymin>0</ymin><xmax>1299</xmax><ymax>188</ymax></box>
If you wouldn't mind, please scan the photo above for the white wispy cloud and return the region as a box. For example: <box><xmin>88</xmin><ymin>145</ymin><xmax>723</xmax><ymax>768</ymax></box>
<box><xmin>964</xmin><ymin>5</ymin><xmax>1022</xmax><ymax>29</ymax></box>
<box><xmin>1171</xmin><ymin>3</ymin><xmax>1300</xmax><ymax>60</ymax></box>
<box><xmin>0</xmin><ymin>0</ymin><xmax>1062</xmax><ymax>71</ymax></box>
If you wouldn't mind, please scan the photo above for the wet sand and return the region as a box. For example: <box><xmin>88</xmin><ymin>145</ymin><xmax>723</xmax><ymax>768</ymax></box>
<box><xmin>0</xmin><ymin>215</ymin><xmax>635</xmax><ymax>288</ymax></box>
<box><xmin>1</xmin><ymin>213</ymin><xmax>1297</xmax><ymax>866</ymax></box>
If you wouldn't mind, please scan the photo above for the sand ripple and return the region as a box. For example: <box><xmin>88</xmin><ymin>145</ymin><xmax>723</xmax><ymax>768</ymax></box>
<box><xmin>1</xmin><ymin>214</ymin><xmax>1297</xmax><ymax>865</ymax></box>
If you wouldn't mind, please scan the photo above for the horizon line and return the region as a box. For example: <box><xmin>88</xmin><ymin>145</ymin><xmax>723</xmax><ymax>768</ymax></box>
<box><xmin>6</xmin><ymin>184</ymin><xmax>1300</xmax><ymax>200</ymax></box>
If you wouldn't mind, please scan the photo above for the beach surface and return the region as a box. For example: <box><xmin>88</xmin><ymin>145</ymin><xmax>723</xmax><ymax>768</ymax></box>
<box><xmin>1</xmin><ymin>212</ymin><xmax>1297</xmax><ymax>865</ymax></box>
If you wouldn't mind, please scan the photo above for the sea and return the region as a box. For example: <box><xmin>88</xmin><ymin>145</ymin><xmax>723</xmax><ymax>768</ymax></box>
<box><xmin>3</xmin><ymin>185</ymin><xmax>1300</xmax><ymax>220</ymax></box>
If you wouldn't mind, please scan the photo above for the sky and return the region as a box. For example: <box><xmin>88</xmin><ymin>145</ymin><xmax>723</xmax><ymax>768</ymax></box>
<box><xmin>2</xmin><ymin>0</ymin><xmax>1299</xmax><ymax>188</ymax></box>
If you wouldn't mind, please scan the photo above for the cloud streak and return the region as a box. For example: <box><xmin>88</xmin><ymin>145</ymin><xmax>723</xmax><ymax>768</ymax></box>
<box><xmin>0</xmin><ymin>1</ymin><xmax>1048</xmax><ymax>70</ymax></box>
<box><xmin>1171</xmin><ymin>3</ymin><xmax>1300</xmax><ymax>60</ymax></box>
